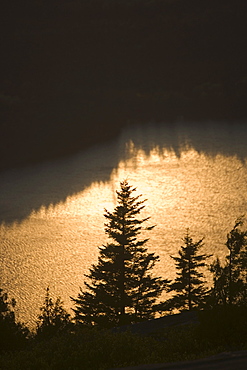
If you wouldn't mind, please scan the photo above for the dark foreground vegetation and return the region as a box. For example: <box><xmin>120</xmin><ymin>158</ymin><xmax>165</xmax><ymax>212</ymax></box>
<box><xmin>1</xmin><ymin>181</ymin><xmax>247</xmax><ymax>368</ymax></box>
<box><xmin>1</xmin><ymin>307</ymin><xmax>247</xmax><ymax>369</ymax></box>
<box><xmin>1</xmin><ymin>0</ymin><xmax>247</xmax><ymax>170</ymax></box>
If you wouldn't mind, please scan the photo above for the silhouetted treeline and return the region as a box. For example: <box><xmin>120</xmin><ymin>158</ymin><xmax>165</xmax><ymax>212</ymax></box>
<box><xmin>1</xmin><ymin>0</ymin><xmax>247</xmax><ymax>169</ymax></box>
<box><xmin>2</xmin><ymin>214</ymin><xmax>247</xmax><ymax>367</ymax></box>
<box><xmin>71</xmin><ymin>182</ymin><xmax>247</xmax><ymax>328</ymax></box>
<box><xmin>2</xmin><ymin>183</ymin><xmax>247</xmax><ymax>345</ymax></box>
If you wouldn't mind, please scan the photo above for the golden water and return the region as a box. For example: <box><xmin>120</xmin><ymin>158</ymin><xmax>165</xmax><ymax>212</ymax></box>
<box><xmin>1</xmin><ymin>122</ymin><xmax>247</xmax><ymax>327</ymax></box>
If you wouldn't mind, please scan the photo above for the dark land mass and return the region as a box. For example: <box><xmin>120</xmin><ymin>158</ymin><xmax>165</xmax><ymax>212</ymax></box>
<box><xmin>1</xmin><ymin>0</ymin><xmax>247</xmax><ymax>171</ymax></box>
<box><xmin>1</xmin><ymin>309</ymin><xmax>245</xmax><ymax>369</ymax></box>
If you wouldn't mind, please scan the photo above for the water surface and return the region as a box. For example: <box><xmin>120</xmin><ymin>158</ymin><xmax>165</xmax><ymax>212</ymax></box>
<box><xmin>1</xmin><ymin>121</ymin><xmax>247</xmax><ymax>326</ymax></box>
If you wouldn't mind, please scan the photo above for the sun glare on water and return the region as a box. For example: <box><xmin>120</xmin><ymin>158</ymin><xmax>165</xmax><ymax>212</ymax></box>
<box><xmin>1</xmin><ymin>129</ymin><xmax>247</xmax><ymax>326</ymax></box>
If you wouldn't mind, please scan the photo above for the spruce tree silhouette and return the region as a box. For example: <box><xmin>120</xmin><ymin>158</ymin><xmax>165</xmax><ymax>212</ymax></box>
<box><xmin>165</xmin><ymin>230</ymin><xmax>211</xmax><ymax>312</ymax></box>
<box><xmin>72</xmin><ymin>180</ymin><xmax>167</xmax><ymax>327</ymax></box>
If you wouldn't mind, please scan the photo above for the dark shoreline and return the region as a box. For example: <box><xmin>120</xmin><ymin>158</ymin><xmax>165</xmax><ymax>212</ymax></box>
<box><xmin>1</xmin><ymin>115</ymin><xmax>246</xmax><ymax>173</ymax></box>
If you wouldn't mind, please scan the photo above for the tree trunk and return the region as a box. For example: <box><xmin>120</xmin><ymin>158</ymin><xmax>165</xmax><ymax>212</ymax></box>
<box><xmin>188</xmin><ymin>255</ymin><xmax>192</xmax><ymax>310</ymax></box>
<box><xmin>229</xmin><ymin>249</ymin><xmax>232</xmax><ymax>305</ymax></box>
<box><xmin>119</xmin><ymin>243</ymin><xmax>125</xmax><ymax>325</ymax></box>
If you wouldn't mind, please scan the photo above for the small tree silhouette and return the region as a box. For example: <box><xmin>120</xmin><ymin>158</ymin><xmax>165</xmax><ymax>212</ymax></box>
<box><xmin>72</xmin><ymin>180</ymin><xmax>168</xmax><ymax>327</ymax></box>
<box><xmin>0</xmin><ymin>288</ymin><xmax>29</xmax><ymax>350</ymax></box>
<box><xmin>165</xmin><ymin>230</ymin><xmax>212</xmax><ymax>312</ymax></box>
<box><xmin>210</xmin><ymin>217</ymin><xmax>247</xmax><ymax>306</ymax></box>
<box><xmin>36</xmin><ymin>287</ymin><xmax>71</xmax><ymax>338</ymax></box>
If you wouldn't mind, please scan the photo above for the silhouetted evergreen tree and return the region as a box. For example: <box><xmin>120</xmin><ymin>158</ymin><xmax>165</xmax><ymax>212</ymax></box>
<box><xmin>72</xmin><ymin>180</ymin><xmax>167</xmax><ymax>327</ymax></box>
<box><xmin>36</xmin><ymin>287</ymin><xmax>71</xmax><ymax>339</ymax></box>
<box><xmin>165</xmin><ymin>231</ymin><xmax>212</xmax><ymax>312</ymax></box>
<box><xmin>210</xmin><ymin>218</ymin><xmax>247</xmax><ymax>306</ymax></box>
<box><xmin>0</xmin><ymin>288</ymin><xmax>29</xmax><ymax>350</ymax></box>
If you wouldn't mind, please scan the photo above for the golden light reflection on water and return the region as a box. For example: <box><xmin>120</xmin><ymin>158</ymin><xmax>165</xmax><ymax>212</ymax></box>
<box><xmin>111</xmin><ymin>146</ymin><xmax>247</xmax><ymax>278</ymax></box>
<box><xmin>1</xmin><ymin>142</ymin><xmax>247</xmax><ymax>327</ymax></box>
